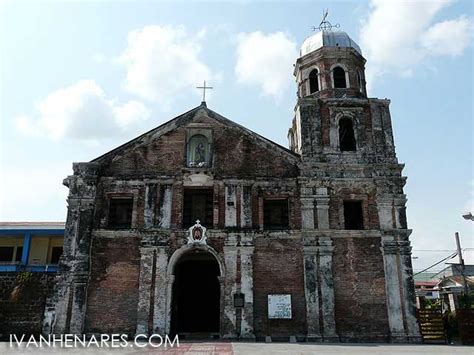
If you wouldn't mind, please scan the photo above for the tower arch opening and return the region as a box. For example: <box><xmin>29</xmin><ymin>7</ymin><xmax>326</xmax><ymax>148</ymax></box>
<box><xmin>339</xmin><ymin>117</ymin><xmax>356</xmax><ymax>151</ymax></box>
<box><xmin>309</xmin><ymin>69</ymin><xmax>319</xmax><ymax>94</ymax></box>
<box><xmin>333</xmin><ymin>66</ymin><xmax>347</xmax><ymax>88</ymax></box>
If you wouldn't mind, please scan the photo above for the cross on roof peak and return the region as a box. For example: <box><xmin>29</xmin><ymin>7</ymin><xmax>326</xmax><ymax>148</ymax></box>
<box><xmin>196</xmin><ymin>81</ymin><xmax>213</xmax><ymax>103</ymax></box>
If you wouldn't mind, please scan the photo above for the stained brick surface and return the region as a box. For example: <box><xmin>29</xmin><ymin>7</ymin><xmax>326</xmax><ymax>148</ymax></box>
<box><xmin>0</xmin><ymin>272</ymin><xmax>56</xmax><ymax>339</ymax></box>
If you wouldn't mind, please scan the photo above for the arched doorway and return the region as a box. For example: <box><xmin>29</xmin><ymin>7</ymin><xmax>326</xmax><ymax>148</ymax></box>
<box><xmin>170</xmin><ymin>249</ymin><xmax>221</xmax><ymax>337</ymax></box>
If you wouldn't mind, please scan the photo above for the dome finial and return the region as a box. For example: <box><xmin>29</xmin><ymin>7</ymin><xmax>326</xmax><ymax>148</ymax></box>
<box><xmin>311</xmin><ymin>9</ymin><xmax>340</xmax><ymax>32</ymax></box>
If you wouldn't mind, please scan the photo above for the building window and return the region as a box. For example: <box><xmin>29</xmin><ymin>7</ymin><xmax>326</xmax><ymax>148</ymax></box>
<box><xmin>183</xmin><ymin>188</ymin><xmax>214</xmax><ymax>228</ymax></box>
<box><xmin>309</xmin><ymin>69</ymin><xmax>319</xmax><ymax>93</ymax></box>
<box><xmin>264</xmin><ymin>199</ymin><xmax>289</xmax><ymax>229</ymax></box>
<box><xmin>339</xmin><ymin>117</ymin><xmax>356</xmax><ymax>151</ymax></box>
<box><xmin>15</xmin><ymin>247</ymin><xmax>23</xmax><ymax>262</ymax></box>
<box><xmin>0</xmin><ymin>247</ymin><xmax>14</xmax><ymax>262</ymax></box>
<box><xmin>50</xmin><ymin>246</ymin><xmax>63</xmax><ymax>264</ymax></box>
<box><xmin>333</xmin><ymin>66</ymin><xmax>347</xmax><ymax>88</ymax></box>
<box><xmin>344</xmin><ymin>201</ymin><xmax>364</xmax><ymax>230</ymax></box>
<box><xmin>187</xmin><ymin>134</ymin><xmax>210</xmax><ymax>168</ymax></box>
<box><xmin>108</xmin><ymin>197</ymin><xmax>133</xmax><ymax>229</ymax></box>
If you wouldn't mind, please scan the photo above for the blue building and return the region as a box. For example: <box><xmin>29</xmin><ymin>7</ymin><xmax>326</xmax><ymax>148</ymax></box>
<box><xmin>0</xmin><ymin>222</ymin><xmax>65</xmax><ymax>272</ymax></box>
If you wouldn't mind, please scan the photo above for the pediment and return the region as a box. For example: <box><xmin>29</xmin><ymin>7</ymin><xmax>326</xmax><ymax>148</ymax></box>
<box><xmin>93</xmin><ymin>103</ymin><xmax>300</xmax><ymax>178</ymax></box>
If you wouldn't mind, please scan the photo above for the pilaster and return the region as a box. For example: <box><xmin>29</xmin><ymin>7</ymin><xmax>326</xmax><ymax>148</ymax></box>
<box><xmin>222</xmin><ymin>237</ymin><xmax>238</xmax><ymax>338</ymax></box>
<box><xmin>315</xmin><ymin>188</ymin><xmax>330</xmax><ymax>229</ymax></box>
<box><xmin>68</xmin><ymin>275</ymin><xmax>89</xmax><ymax>334</ymax></box>
<box><xmin>377</xmin><ymin>195</ymin><xmax>394</xmax><ymax>230</ymax></box>
<box><xmin>303</xmin><ymin>237</ymin><xmax>321</xmax><ymax>341</ymax></box>
<box><xmin>301</xmin><ymin>196</ymin><xmax>315</xmax><ymax>230</ymax></box>
<box><xmin>49</xmin><ymin>162</ymin><xmax>99</xmax><ymax>335</ymax></box>
<box><xmin>393</xmin><ymin>195</ymin><xmax>408</xmax><ymax>229</ymax></box>
<box><xmin>153</xmin><ymin>246</ymin><xmax>169</xmax><ymax>334</ymax></box>
<box><xmin>398</xmin><ymin>239</ymin><xmax>421</xmax><ymax>343</ymax></box>
<box><xmin>136</xmin><ymin>246</ymin><xmax>155</xmax><ymax>335</ymax></box>
<box><xmin>239</xmin><ymin>242</ymin><xmax>255</xmax><ymax>339</ymax></box>
<box><xmin>381</xmin><ymin>236</ymin><xmax>406</xmax><ymax>342</ymax></box>
<box><xmin>318</xmin><ymin>237</ymin><xmax>338</xmax><ymax>341</ymax></box>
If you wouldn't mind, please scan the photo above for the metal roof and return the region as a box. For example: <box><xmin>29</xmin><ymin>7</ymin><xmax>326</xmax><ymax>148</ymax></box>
<box><xmin>0</xmin><ymin>222</ymin><xmax>65</xmax><ymax>230</ymax></box>
<box><xmin>300</xmin><ymin>30</ymin><xmax>362</xmax><ymax>57</ymax></box>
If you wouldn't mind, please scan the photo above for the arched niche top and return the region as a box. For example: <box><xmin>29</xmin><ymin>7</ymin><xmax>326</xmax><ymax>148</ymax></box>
<box><xmin>167</xmin><ymin>243</ymin><xmax>225</xmax><ymax>277</ymax></box>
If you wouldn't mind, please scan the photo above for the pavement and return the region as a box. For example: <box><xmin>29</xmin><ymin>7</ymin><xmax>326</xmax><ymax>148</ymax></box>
<box><xmin>1</xmin><ymin>341</ymin><xmax>473</xmax><ymax>355</ymax></box>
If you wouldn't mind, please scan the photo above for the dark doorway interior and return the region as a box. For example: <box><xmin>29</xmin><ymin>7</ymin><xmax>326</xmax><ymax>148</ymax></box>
<box><xmin>171</xmin><ymin>251</ymin><xmax>220</xmax><ymax>336</ymax></box>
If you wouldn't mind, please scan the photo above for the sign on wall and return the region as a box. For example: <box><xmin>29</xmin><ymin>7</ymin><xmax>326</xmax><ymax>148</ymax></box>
<box><xmin>268</xmin><ymin>294</ymin><xmax>292</xmax><ymax>319</ymax></box>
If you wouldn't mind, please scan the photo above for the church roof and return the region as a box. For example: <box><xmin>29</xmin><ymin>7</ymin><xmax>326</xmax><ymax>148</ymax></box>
<box><xmin>91</xmin><ymin>102</ymin><xmax>300</xmax><ymax>163</ymax></box>
<box><xmin>300</xmin><ymin>30</ymin><xmax>362</xmax><ymax>57</ymax></box>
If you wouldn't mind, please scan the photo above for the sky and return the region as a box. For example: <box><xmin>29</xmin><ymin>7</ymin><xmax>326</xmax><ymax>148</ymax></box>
<box><xmin>0</xmin><ymin>0</ymin><xmax>472</xmax><ymax>272</ymax></box>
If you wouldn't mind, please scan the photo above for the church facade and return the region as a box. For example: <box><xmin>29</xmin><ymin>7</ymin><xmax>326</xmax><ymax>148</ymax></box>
<box><xmin>44</xmin><ymin>29</ymin><xmax>421</xmax><ymax>342</ymax></box>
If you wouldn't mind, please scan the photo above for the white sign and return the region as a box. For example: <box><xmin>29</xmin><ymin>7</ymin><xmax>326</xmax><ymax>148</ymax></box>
<box><xmin>268</xmin><ymin>294</ymin><xmax>292</xmax><ymax>319</ymax></box>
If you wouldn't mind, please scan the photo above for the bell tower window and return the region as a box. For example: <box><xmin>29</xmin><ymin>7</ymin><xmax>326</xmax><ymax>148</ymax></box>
<box><xmin>339</xmin><ymin>118</ymin><xmax>356</xmax><ymax>151</ymax></box>
<box><xmin>333</xmin><ymin>66</ymin><xmax>347</xmax><ymax>88</ymax></box>
<box><xmin>309</xmin><ymin>69</ymin><xmax>319</xmax><ymax>94</ymax></box>
<box><xmin>343</xmin><ymin>200</ymin><xmax>364</xmax><ymax>230</ymax></box>
<box><xmin>187</xmin><ymin>134</ymin><xmax>210</xmax><ymax>167</ymax></box>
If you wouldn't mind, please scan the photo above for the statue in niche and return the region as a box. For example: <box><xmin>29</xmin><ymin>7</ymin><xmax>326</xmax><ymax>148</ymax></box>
<box><xmin>195</xmin><ymin>142</ymin><xmax>206</xmax><ymax>164</ymax></box>
<box><xmin>188</xmin><ymin>134</ymin><xmax>209</xmax><ymax>167</ymax></box>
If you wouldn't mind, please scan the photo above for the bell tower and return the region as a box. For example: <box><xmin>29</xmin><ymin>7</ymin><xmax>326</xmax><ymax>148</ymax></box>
<box><xmin>288</xmin><ymin>21</ymin><xmax>392</xmax><ymax>160</ymax></box>
<box><xmin>291</xmin><ymin>16</ymin><xmax>421</xmax><ymax>342</ymax></box>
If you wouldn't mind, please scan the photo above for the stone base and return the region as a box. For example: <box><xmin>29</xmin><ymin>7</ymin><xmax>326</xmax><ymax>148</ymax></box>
<box><xmin>265</xmin><ymin>336</ymin><xmax>272</xmax><ymax>343</ymax></box>
<box><xmin>306</xmin><ymin>334</ymin><xmax>323</xmax><ymax>342</ymax></box>
<box><xmin>289</xmin><ymin>336</ymin><xmax>297</xmax><ymax>343</ymax></box>
<box><xmin>390</xmin><ymin>333</ymin><xmax>408</xmax><ymax>343</ymax></box>
<box><xmin>240</xmin><ymin>334</ymin><xmax>256</xmax><ymax>341</ymax></box>
<box><xmin>322</xmin><ymin>335</ymin><xmax>340</xmax><ymax>343</ymax></box>
<box><xmin>407</xmin><ymin>335</ymin><xmax>423</xmax><ymax>344</ymax></box>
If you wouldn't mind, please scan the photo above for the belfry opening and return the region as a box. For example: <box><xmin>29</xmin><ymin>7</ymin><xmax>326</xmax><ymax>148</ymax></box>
<box><xmin>170</xmin><ymin>250</ymin><xmax>221</xmax><ymax>337</ymax></box>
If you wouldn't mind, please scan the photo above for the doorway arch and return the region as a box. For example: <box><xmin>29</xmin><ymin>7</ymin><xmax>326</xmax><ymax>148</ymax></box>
<box><xmin>166</xmin><ymin>244</ymin><xmax>225</xmax><ymax>338</ymax></box>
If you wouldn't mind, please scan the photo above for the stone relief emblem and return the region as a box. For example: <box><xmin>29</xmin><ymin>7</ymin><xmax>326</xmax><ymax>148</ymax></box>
<box><xmin>187</xmin><ymin>220</ymin><xmax>207</xmax><ymax>245</ymax></box>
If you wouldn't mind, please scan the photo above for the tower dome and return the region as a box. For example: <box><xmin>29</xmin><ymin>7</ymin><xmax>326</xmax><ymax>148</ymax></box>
<box><xmin>300</xmin><ymin>30</ymin><xmax>362</xmax><ymax>57</ymax></box>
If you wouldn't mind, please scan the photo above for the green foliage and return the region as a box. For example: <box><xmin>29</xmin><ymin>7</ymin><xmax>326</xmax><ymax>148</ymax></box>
<box><xmin>420</xmin><ymin>297</ymin><xmax>442</xmax><ymax>309</ymax></box>
<box><xmin>458</xmin><ymin>292</ymin><xmax>474</xmax><ymax>309</ymax></box>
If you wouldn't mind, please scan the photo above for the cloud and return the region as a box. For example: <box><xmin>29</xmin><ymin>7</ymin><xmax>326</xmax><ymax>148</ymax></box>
<box><xmin>117</xmin><ymin>25</ymin><xmax>213</xmax><ymax>106</ymax></box>
<box><xmin>0</xmin><ymin>165</ymin><xmax>69</xmax><ymax>221</ymax></box>
<box><xmin>15</xmin><ymin>80</ymin><xmax>150</xmax><ymax>141</ymax></box>
<box><xmin>359</xmin><ymin>0</ymin><xmax>472</xmax><ymax>88</ymax></box>
<box><xmin>235</xmin><ymin>31</ymin><xmax>297</xmax><ymax>100</ymax></box>
<box><xmin>421</xmin><ymin>15</ymin><xmax>472</xmax><ymax>56</ymax></box>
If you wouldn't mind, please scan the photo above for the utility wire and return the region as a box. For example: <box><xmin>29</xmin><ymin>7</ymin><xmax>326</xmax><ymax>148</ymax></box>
<box><xmin>413</xmin><ymin>251</ymin><xmax>458</xmax><ymax>276</ymax></box>
<box><xmin>412</xmin><ymin>248</ymin><xmax>473</xmax><ymax>252</ymax></box>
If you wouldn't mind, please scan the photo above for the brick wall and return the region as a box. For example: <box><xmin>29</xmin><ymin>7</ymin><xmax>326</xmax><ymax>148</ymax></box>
<box><xmin>85</xmin><ymin>236</ymin><xmax>140</xmax><ymax>335</ymax></box>
<box><xmin>332</xmin><ymin>236</ymin><xmax>389</xmax><ymax>341</ymax></box>
<box><xmin>0</xmin><ymin>272</ymin><xmax>56</xmax><ymax>339</ymax></box>
<box><xmin>100</xmin><ymin>123</ymin><xmax>298</xmax><ymax>180</ymax></box>
<box><xmin>253</xmin><ymin>238</ymin><xmax>306</xmax><ymax>340</ymax></box>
